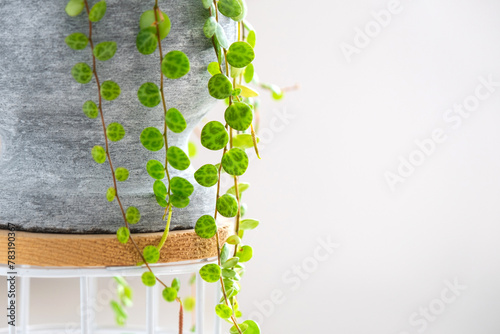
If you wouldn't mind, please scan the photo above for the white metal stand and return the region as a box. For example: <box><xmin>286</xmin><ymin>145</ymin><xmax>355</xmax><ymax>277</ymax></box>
<box><xmin>1</xmin><ymin>258</ymin><xmax>220</xmax><ymax>334</ymax></box>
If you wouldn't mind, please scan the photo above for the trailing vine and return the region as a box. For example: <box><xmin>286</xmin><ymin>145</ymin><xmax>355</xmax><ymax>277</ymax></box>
<box><xmin>65</xmin><ymin>1</ymin><xmax>186</xmax><ymax>332</ymax></box>
<box><xmin>191</xmin><ymin>0</ymin><xmax>263</xmax><ymax>333</ymax></box>
<box><xmin>65</xmin><ymin>0</ymin><xmax>289</xmax><ymax>332</ymax></box>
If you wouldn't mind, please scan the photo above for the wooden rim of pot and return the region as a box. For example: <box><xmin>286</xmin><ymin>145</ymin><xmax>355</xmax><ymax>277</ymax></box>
<box><xmin>0</xmin><ymin>222</ymin><xmax>231</xmax><ymax>267</ymax></box>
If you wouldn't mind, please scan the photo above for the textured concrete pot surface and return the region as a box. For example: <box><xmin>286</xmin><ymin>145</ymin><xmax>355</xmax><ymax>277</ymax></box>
<box><xmin>0</xmin><ymin>0</ymin><xmax>235</xmax><ymax>233</ymax></box>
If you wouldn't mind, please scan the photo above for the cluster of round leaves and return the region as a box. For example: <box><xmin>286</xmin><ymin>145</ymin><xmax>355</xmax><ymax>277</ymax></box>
<box><xmin>196</xmin><ymin>1</ymin><xmax>266</xmax><ymax>332</ymax></box>
<box><xmin>65</xmin><ymin>0</ymin><xmax>142</xmax><ymax>250</ymax></box>
<box><xmin>137</xmin><ymin>9</ymin><xmax>194</xmax><ymax>211</ymax></box>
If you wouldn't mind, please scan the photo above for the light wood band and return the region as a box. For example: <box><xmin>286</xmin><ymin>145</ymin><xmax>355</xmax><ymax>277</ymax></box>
<box><xmin>0</xmin><ymin>223</ymin><xmax>231</xmax><ymax>267</ymax></box>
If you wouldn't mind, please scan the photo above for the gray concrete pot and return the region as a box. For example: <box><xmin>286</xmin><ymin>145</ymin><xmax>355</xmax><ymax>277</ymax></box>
<box><xmin>0</xmin><ymin>1</ymin><xmax>235</xmax><ymax>233</ymax></box>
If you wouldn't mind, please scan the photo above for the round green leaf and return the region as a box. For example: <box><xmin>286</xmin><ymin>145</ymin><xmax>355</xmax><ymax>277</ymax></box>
<box><xmin>208</xmin><ymin>74</ymin><xmax>232</xmax><ymax>99</ymax></box>
<box><xmin>101</xmin><ymin>81</ymin><xmax>120</xmax><ymax>100</ymax></box>
<box><xmin>233</xmin><ymin>0</ymin><xmax>248</xmax><ymax>21</ymax></box>
<box><xmin>161</xmin><ymin>51</ymin><xmax>190</xmax><ymax>79</ymax></box>
<box><xmin>106</xmin><ymin>122</ymin><xmax>125</xmax><ymax>142</ymax></box>
<box><xmin>226</xmin><ymin>182</ymin><xmax>250</xmax><ymax>196</ymax></box>
<box><xmin>236</xmin><ymin>245</ymin><xmax>253</xmax><ymax>262</ymax></box>
<box><xmin>82</xmin><ymin>100</ymin><xmax>98</xmax><ymax>119</ymax></box>
<box><xmin>207</xmin><ymin>62</ymin><xmax>221</xmax><ymax>76</ymax></box>
<box><xmin>162</xmin><ymin>287</ymin><xmax>177</xmax><ymax>302</ymax></box>
<box><xmin>156</xmin><ymin>195</ymin><xmax>168</xmax><ymax>208</ymax></box>
<box><xmin>116</xmin><ymin>227</ymin><xmax>130</xmax><ymax>244</ymax></box>
<box><xmin>71</xmin><ymin>63</ymin><xmax>92</xmax><ymax>84</ymax></box>
<box><xmin>242</xmin><ymin>320</ymin><xmax>260</xmax><ymax>334</ymax></box>
<box><xmin>136</xmin><ymin>27</ymin><xmax>158</xmax><ymax>55</ymax></box>
<box><xmin>170</xmin><ymin>177</ymin><xmax>194</xmax><ymax>197</ymax></box>
<box><xmin>89</xmin><ymin>1</ymin><xmax>107</xmax><ymax>22</ymax></box>
<box><xmin>172</xmin><ymin>278</ymin><xmax>181</xmax><ymax>292</ymax></box>
<box><xmin>215</xmin><ymin>23</ymin><xmax>229</xmax><ymax>49</ymax></box>
<box><xmin>141</xmin><ymin>272</ymin><xmax>156</xmax><ymax>287</ymax></box>
<box><xmin>115</xmin><ymin>167</ymin><xmax>129</xmax><ymax>181</ymax></box>
<box><xmin>91</xmin><ymin>145</ymin><xmax>106</xmax><ymax>164</ymax></box>
<box><xmin>184</xmin><ymin>297</ymin><xmax>195</xmax><ymax>311</ymax></box>
<box><xmin>143</xmin><ymin>245</ymin><xmax>160</xmax><ymax>263</ymax></box>
<box><xmin>215</xmin><ymin>304</ymin><xmax>233</xmax><ymax>319</ymax></box>
<box><xmin>201</xmin><ymin>0</ymin><xmax>212</xmax><ymax>9</ymax></box>
<box><xmin>232</xmin><ymin>134</ymin><xmax>258</xmax><ymax>150</ymax></box>
<box><xmin>65</xmin><ymin>0</ymin><xmax>84</xmax><ymax>16</ymax></box>
<box><xmin>195</xmin><ymin>215</ymin><xmax>217</xmax><ymax>239</ymax></box>
<box><xmin>153</xmin><ymin>180</ymin><xmax>167</xmax><ymax>199</ymax></box>
<box><xmin>227</xmin><ymin>42</ymin><xmax>254</xmax><ymax>68</ymax></box>
<box><xmin>146</xmin><ymin>159</ymin><xmax>165</xmax><ymax>180</ymax></box>
<box><xmin>244</xmin><ymin>63</ymin><xmax>254</xmax><ymax>83</ymax></box>
<box><xmin>139</xmin><ymin>10</ymin><xmax>171</xmax><ymax>40</ymax></box>
<box><xmin>218</xmin><ymin>0</ymin><xmax>243</xmax><ymax>19</ymax></box>
<box><xmin>106</xmin><ymin>187</ymin><xmax>116</xmax><ymax>202</ymax></box>
<box><xmin>126</xmin><ymin>206</ymin><xmax>141</xmax><ymax>224</ymax></box>
<box><xmin>194</xmin><ymin>164</ymin><xmax>219</xmax><ymax>187</ymax></box>
<box><xmin>165</xmin><ymin>108</ymin><xmax>187</xmax><ymax>133</ymax></box>
<box><xmin>167</xmin><ymin>146</ymin><xmax>190</xmax><ymax>170</ymax></box>
<box><xmin>203</xmin><ymin>17</ymin><xmax>217</xmax><ymax>38</ymax></box>
<box><xmin>225</xmin><ymin>102</ymin><xmax>253</xmax><ymax>131</ymax></box>
<box><xmin>171</xmin><ymin>194</ymin><xmax>189</xmax><ymax>208</ymax></box>
<box><xmin>230</xmin><ymin>323</ymin><xmax>248</xmax><ymax>334</ymax></box>
<box><xmin>137</xmin><ymin>82</ymin><xmax>161</xmax><ymax>108</ymax></box>
<box><xmin>222</xmin><ymin>256</ymin><xmax>239</xmax><ymax>268</ymax></box>
<box><xmin>226</xmin><ymin>235</ymin><xmax>241</xmax><ymax>245</ymax></box>
<box><xmin>200</xmin><ymin>121</ymin><xmax>228</xmax><ymax>150</ymax></box>
<box><xmin>240</xmin><ymin>219</ymin><xmax>259</xmax><ymax>230</ymax></box>
<box><xmin>188</xmin><ymin>141</ymin><xmax>197</xmax><ymax>158</ymax></box>
<box><xmin>140</xmin><ymin>127</ymin><xmax>164</xmax><ymax>151</ymax></box>
<box><xmin>65</xmin><ymin>33</ymin><xmax>88</xmax><ymax>50</ymax></box>
<box><xmin>247</xmin><ymin>30</ymin><xmax>256</xmax><ymax>48</ymax></box>
<box><xmin>199</xmin><ymin>264</ymin><xmax>221</xmax><ymax>283</ymax></box>
<box><xmin>93</xmin><ymin>41</ymin><xmax>117</xmax><ymax>61</ymax></box>
<box><xmin>216</xmin><ymin>194</ymin><xmax>238</xmax><ymax>218</ymax></box>
<box><xmin>221</xmin><ymin>148</ymin><xmax>249</xmax><ymax>176</ymax></box>
<box><xmin>220</xmin><ymin>244</ymin><xmax>231</xmax><ymax>264</ymax></box>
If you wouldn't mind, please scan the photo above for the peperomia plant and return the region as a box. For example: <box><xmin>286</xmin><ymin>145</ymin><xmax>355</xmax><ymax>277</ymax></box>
<box><xmin>65</xmin><ymin>0</ymin><xmax>288</xmax><ymax>332</ymax></box>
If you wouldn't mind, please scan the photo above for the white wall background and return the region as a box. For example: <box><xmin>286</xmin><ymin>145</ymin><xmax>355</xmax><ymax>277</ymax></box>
<box><xmin>3</xmin><ymin>0</ymin><xmax>500</xmax><ymax>333</ymax></box>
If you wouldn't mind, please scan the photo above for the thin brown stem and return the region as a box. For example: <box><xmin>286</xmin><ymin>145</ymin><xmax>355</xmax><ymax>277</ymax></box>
<box><xmin>83</xmin><ymin>0</ymin><xmax>170</xmax><ymax>293</ymax></box>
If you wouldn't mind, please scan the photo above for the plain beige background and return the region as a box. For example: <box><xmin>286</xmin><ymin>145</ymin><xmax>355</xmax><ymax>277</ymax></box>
<box><xmin>3</xmin><ymin>0</ymin><xmax>500</xmax><ymax>333</ymax></box>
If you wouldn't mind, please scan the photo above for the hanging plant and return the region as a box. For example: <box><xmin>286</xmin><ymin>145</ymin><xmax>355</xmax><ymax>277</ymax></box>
<box><xmin>64</xmin><ymin>0</ymin><xmax>290</xmax><ymax>332</ymax></box>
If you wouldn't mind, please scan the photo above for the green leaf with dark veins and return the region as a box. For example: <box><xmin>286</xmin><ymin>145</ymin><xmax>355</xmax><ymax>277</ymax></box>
<box><xmin>93</xmin><ymin>41</ymin><xmax>116</xmax><ymax>61</ymax></box>
<box><xmin>146</xmin><ymin>160</ymin><xmax>165</xmax><ymax>180</ymax></box>
<box><xmin>136</xmin><ymin>27</ymin><xmax>158</xmax><ymax>55</ymax></box>
<box><xmin>221</xmin><ymin>148</ymin><xmax>249</xmax><ymax>176</ymax></box>
<box><xmin>167</xmin><ymin>146</ymin><xmax>190</xmax><ymax>170</ymax></box>
<box><xmin>161</xmin><ymin>51</ymin><xmax>190</xmax><ymax>79</ymax></box>
<box><xmin>208</xmin><ymin>74</ymin><xmax>232</xmax><ymax>99</ymax></box>
<box><xmin>89</xmin><ymin>1</ymin><xmax>107</xmax><ymax>22</ymax></box>
<box><xmin>170</xmin><ymin>177</ymin><xmax>194</xmax><ymax>197</ymax></box>
<box><xmin>218</xmin><ymin>0</ymin><xmax>243</xmax><ymax>19</ymax></box>
<box><xmin>216</xmin><ymin>194</ymin><xmax>238</xmax><ymax>217</ymax></box>
<box><xmin>195</xmin><ymin>215</ymin><xmax>217</xmax><ymax>239</ymax></box>
<box><xmin>91</xmin><ymin>145</ymin><xmax>106</xmax><ymax>164</ymax></box>
<box><xmin>226</xmin><ymin>41</ymin><xmax>255</xmax><ymax>68</ymax></box>
<box><xmin>71</xmin><ymin>63</ymin><xmax>92</xmax><ymax>84</ymax></box>
<box><xmin>200</xmin><ymin>121</ymin><xmax>228</xmax><ymax>150</ymax></box>
<box><xmin>165</xmin><ymin>108</ymin><xmax>187</xmax><ymax>133</ymax></box>
<box><xmin>194</xmin><ymin>164</ymin><xmax>219</xmax><ymax>187</ymax></box>
<box><xmin>140</xmin><ymin>127</ymin><xmax>164</xmax><ymax>151</ymax></box>
<box><xmin>65</xmin><ymin>32</ymin><xmax>88</xmax><ymax>50</ymax></box>
<box><xmin>101</xmin><ymin>81</ymin><xmax>121</xmax><ymax>101</ymax></box>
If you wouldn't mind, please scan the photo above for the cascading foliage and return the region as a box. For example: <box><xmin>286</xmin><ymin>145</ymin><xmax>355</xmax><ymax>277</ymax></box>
<box><xmin>65</xmin><ymin>0</ymin><xmax>285</xmax><ymax>332</ymax></box>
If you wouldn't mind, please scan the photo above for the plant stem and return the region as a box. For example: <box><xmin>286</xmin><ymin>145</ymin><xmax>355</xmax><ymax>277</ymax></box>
<box><xmin>153</xmin><ymin>1</ymin><xmax>173</xmax><ymax>250</ymax></box>
<box><xmin>83</xmin><ymin>0</ymin><xmax>170</xmax><ymax>296</ymax></box>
